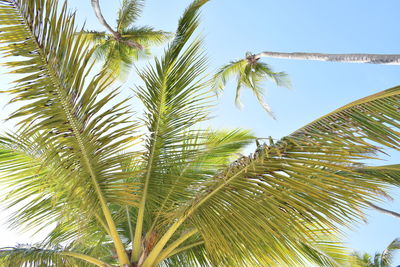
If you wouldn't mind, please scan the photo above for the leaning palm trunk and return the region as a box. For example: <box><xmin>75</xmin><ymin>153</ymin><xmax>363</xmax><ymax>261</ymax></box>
<box><xmin>252</xmin><ymin>51</ymin><xmax>400</xmax><ymax>65</ymax></box>
<box><xmin>366</xmin><ymin>201</ymin><xmax>400</xmax><ymax>219</ymax></box>
<box><xmin>90</xmin><ymin>0</ymin><xmax>143</xmax><ymax>49</ymax></box>
<box><xmin>91</xmin><ymin>0</ymin><xmax>119</xmax><ymax>37</ymax></box>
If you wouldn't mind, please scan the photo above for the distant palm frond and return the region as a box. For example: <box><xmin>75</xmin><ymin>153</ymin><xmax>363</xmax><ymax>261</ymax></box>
<box><xmin>117</xmin><ymin>0</ymin><xmax>144</xmax><ymax>31</ymax></box>
<box><xmin>212</xmin><ymin>54</ymin><xmax>290</xmax><ymax>117</ymax></box>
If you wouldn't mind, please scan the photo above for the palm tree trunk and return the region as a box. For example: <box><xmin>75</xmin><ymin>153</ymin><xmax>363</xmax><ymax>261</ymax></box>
<box><xmin>90</xmin><ymin>0</ymin><xmax>119</xmax><ymax>37</ymax></box>
<box><xmin>254</xmin><ymin>51</ymin><xmax>400</xmax><ymax>65</ymax></box>
<box><xmin>90</xmin><ymin>0</ymin><xmax>143</xmax><ymax>49</ymax></box>
<box><xmin>366</xmin><ymin>201</ymin><xmax>400</xmax><ymax>219</ymax></box>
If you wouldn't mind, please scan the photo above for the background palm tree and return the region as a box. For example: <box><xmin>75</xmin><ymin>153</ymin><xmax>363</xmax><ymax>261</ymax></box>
<box><xmin>351</xmin><ymin>238</ymin><xmax>400</xmax><ymax>267</ymax></box>
<box><xmin>87</xmin><ymin>0</ymin><xmax>170</xmax><ymax>77</ymax></box>
<box><xmin>249</xmin><ymin>51</ymin><xmax>400</xmax><ymax>65</ymax></box>
<box><xmin>212</xmin><ymin>52</ymin><xmax>291</xmax><ymax>118</ymax></box>
<box><xmin>1</xmin><ymin>0</ymin><xmax>400</xmax><ymax>266</ymax></box>
<box><xmin>214</xmin><ymin>51</ymin><xmax>400</xmax><ymax>117</ymax></box>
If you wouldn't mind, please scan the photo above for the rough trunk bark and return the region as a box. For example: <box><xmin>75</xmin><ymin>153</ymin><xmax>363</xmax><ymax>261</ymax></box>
<box><xmin>254</xmin><ymin>51</ymin><xmax>400</xmax><ymax>65</ymax></box>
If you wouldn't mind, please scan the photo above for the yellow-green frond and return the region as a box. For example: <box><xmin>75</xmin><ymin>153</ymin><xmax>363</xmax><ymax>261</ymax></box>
<box><xmin>290</xmin><ymin>85</ymin><xmax>400</xmax><ymax>151</ymax></box>
<box><xmin>0</xmin><ymin>1</ymin><xmax>141</xmax><ymax>263</ymax></box>
<box><xmin>0</xmin><ymin>245</ymin><xmax>110</xmax><ymax>267</ymax></box>
<box><xmin>117</xmin><ymin>0</ymin><xmax>144</xmax><ymax>31</ymax></box>
<box><xmin>122</xmin><ymin>26</ymin><xmax>172</xmax><ymax>47</ymax></box>
<box><xmin>134</xmin><ymin>4</ymin><xmax>211</xmax><ymax>222</ymax></box>
<box><xmin>212</xmin><ymin>55</ymin><xmax>290</xmax><ymax>117</ymax></box>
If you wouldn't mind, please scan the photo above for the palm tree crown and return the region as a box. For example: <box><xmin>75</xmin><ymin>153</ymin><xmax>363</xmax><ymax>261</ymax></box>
<box><xmin>86</xmin><ymin>0</ymin><xmax>170</xmax><ymax>78</ymax></box>
<box><xmin>0</xmin><ymin>0</ymin><xmax>400</xmax><ymax>266</ymax></box>
<box><xmin>212</xmin><ymin>52</ymin><xmax>291</xmax><ymax>118</ymax></box>
<box><xmin>215</xmin><ymin>50</ymin><xmax>400</xmax><ymax>117</ymax></box>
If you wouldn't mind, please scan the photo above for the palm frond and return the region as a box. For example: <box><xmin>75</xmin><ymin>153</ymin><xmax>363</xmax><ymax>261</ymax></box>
<box><xmin>168</xmin><ymin>86</ymin><xmax>400</xmax><ymax>265</ymax></box>
<box><xmin>0</xmin><ymin>245</ymin><xmax>75</xmax><ymax>267</ymax></box>
<box><xmin>84</xmin><ymin>1</ymin><xmax>170</xmax><ymax>78</ymax></box>
<box><xmin>0</xmin><ymin>133</ymin><xmax>140</xmax><ymax>253</ymax></box>
<box><xmin>349</xmin><ymin>252</ymin><xmax>372</xmax><ymax>267</ymax></box>
<box><xmin>180</xmin><ymin>139</ymin><xmax>383</xmax><ymax>265</ymax></box>
<box><xmin>85</xmin><ymin>28</ymin><xmax>169</xmax><ymax>78</ymax></box>
<box><xmin>159</xmin><ymin>242</ymin><xmax>210</xmax><ymax>267</ymax></box>
<box><xmin>0</xmin><ymin>0</ymin><xmax>141</xmax><ymax>263</ymax></box>
<box><xmin>0</xmin><ymin>134</ymin><xmax>97</xmax><ymax>238</ymax></box>
<box><xmin>0</xmin><ymin>244</ymin><xmax>111</xmax><ymax>267</ymax></box>
<box><xmin>150</xmin><ymin>129</ymin><xmax>255</xmax><ymax>229</ymax></box>
<box><xmin>212</xmin><ymin>55</ymin><xmax>290</xmax><ymax>117</ymax></box>
<box><xmin>130</xmin><ymin>0</ymin><xmax>210</xmax><ymax>262</ymax></box>
<box><xmin>162</xmin><ymin>229</ymin><xmax>348</xmax><ymax>267</ymax></box>
<box><xmin>290</xmin><ymin>85</ymin><xmax>400</xmax><ymax>151</ymax></box>
<box><xmin>381</xmin><ymin>238</ymin><xmax>400</xmax><ymax>266</ymax></box>
<box><xmin>212</xmin><ymin>59</ymin><xmax>247</xmax><ymax>93</ymax></box>
<box><xmin>356</xmin><ymin>164</ymin><xmax>400</xmax><ymax>186</ymax></box>
<box><xmin>135</xmin><ymin>0</ymin><xmax>211</xmax><ymax>218</ymax></box>
<box><xmin>117</xmin><ymin>0</ymin><xmax>144</xmax><ymax>31</ymax></box>
<box><xmin>92</xmin><ymin>39</ymin><xmax>114</xmax><ymax>60</ymax></box>
<box><xmin>349</xmin><ymin>240</ymin><xmax>400</xmax><ymax>267</ymax></box>
<box><xmin>102</xmin><ymin>40</ymin><xmax>144</xmax><ymax>79</ymax></box>
<box><xmin>297</xmin><ymin>230</ymin><xmax>351</xmax><ymax>267</ymax></box>
<box><xmin>122</xmin><ymin>26</ymin><xmax>172</xmax><ymax>47</ymax></box>
<box><xmin>80</xmin><ymin>30</ymin><xmax>108</xmax><ymax>44</ymax></box>
<box><xmin>0</xmin><ymin>0</ymin><xmax>140</xmax><ymax>207</ymax></box>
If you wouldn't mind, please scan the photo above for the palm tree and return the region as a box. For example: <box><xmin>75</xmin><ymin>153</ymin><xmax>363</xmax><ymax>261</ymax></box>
<box><xmin>351</xmin><ymin>238</ymin><xmax>400</xmax><ymax>267</ymax></box>
<box><xmin>212</xmin><ymin>52</ymin><xmax>291</xmax><ymax>118</ymax></box>
<box><xmin>249</xmin><ymin>51</ymin><xmax>400</xmax><ymax>65</ymax></box>
<box><xmin>213</xmin><ymin>51</ymin><xmax>400</xmax><ymax>117</ymax></box>
<box><xmin>87</xmin><ymin>0</ymin><xmax>170</xmax><ymax>77</ymax></box>
<box><xmin>1</xmin><ymin>0</ymin><xmax>400</xmax><ymax>266</ymax></box>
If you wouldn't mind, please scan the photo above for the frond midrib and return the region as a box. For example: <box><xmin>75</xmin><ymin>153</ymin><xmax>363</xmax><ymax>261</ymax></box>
<box><xmin>290</xmin><ymin>85</ymin><xmax>400</xmax><ymax>136</ymax></box>
<box><xmin>132</xmin><ymin>66</ymin><xmax>168</xmax><ymax>261</ymax></box>
<box><xmin>11</xmin><ymin>2</ymin><xmax>129</xmax><ymax>264</ymax></box>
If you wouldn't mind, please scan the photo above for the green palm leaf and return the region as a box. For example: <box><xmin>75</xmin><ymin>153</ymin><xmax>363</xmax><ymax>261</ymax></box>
<box><xmin>181</xmin><ymin>140</ymin><xmax>380</xmax><ymax>265</ymax></box>
<box><xmin>81</xmin><ymin>27</ymin><xmax>170</xmax><ymax>79</ymax></box>
<box><xmin>0</xmin><ymin>134</ymin><xmax>108</xmax><ymax>243</ymax></box>
<box><xmin>117</xmin><ymin>0</ymin><xmax>144</xmax><ymax>31</ymax></box>
<box><xmin>122</xmin><ymin>26</ymin><xmax>171</xmax><ymax>47</ymax></box>
<box><xmin>350</xmin><ymin>252</ymin><xmax>374</xmax><ymax>266</ymax></box>
<box><xmin>381</xmin><ymin>238</ymin><xmax>400</xmax><ymax>267</ymax></box>
<box><xmin>0</xmin><ymin>244</ymin><xmax>112</xmax><ymax>267</ymax></box>
<box><xmin>212</xmin><ymin>53</ymin><xmax>291</xmax><ymax>117</ymax></box>
<box><xmin>356</xmin><ymin>164</ymin><xmax>400</xmax><ymax>186</ymax></box>
<box><xmin>159</xmin><ymin>242</ymin><xmax>209</xmax><ymax>267</ymax></box>
<box><xmin>164</xmin><ymin>86</ymin><xmax>400</xmax><ymax>266</ymax></box>
<box><xmin>0</xmin><ymin>0</ymin><xmax>141</xmax><ymax>264</ymax></box>
<box><xmin>149</xmin><ymin>129</ymin><xmax>255</xmax><ymax>229</ymax></box>
<box><xmin>350</xmin><ymin>237</ymin><xmax>400</xmax><ymax>267</ymax></box>
<box><xmin>130</xmin><ymin>0</ymin><xmax>211</xmax><ymax>262</ymax></box>
<box><xmin>290</xmin><ymin>86</ymin><xmax>400</xmax><ymax>150</ymax></box>
<box><xmin>80</xmin><ymin>30</ymin><xmax>107</xmax><ymax>43</ymax></box>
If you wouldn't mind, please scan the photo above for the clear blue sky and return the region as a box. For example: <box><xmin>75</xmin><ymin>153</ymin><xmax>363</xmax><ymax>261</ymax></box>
<box><xmin>1</xmin><ymin>0</ymin><xmax>400</xmax><ymax>263</ymax></box>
